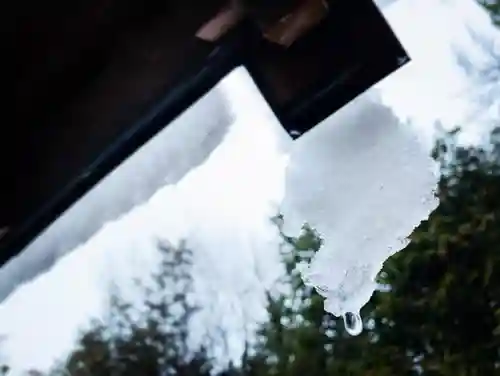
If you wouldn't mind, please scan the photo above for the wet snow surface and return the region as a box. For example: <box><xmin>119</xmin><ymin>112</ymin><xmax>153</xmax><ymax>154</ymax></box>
<box><xmin>281</xmin><ymin>91</ymin><xmax>438</xmax><ymax>329</ymax></box>
<box><xmin>1</xmin><ymin>0</ymin><xmax>499</xmax><ymax>372</ymax></box>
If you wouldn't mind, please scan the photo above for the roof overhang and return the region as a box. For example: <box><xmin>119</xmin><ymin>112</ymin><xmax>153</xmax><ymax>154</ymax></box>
<box><xmin>3</xmin><ymin>0</ymin><xmax>408</xmax><ymax>266</ymax></box>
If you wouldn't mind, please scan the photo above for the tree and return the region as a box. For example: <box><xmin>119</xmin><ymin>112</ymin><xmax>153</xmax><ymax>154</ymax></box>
<box><xmin>42</xmin><ymin>126</ymin><xmax>500</xmax><ymax>376</ymax></box>
<box><xmin>366</xmin><ymin>126</ymin><xmax>500</xmax><ymax>375</ymax></box>
<box><xmin>249</xmin><ymin>126</ymin><xmax>500</xmax><ymax>376</ymax></box>
<box><xmin>250</xmin><ymin>219</ymin><xmax>328</xmax><ymax>376</ymax></box>
<box><xmin>50</xmin><ymin>240</ymin><xmax>214</xmax><ymax>376</ymax></box>
<box><xmin>478</xmin><ymin>0</ymin><xmax>500</xmax><ymax>27</ymax></box>
<box><xmin>247</xmin><ymin>216</ymin><xmax>375</xmax><ymax>376</ymax></box>
<box><xmin>454</xmin><ymin>2</ymin><xmax>499</xmax><ymax>126</ymax></box>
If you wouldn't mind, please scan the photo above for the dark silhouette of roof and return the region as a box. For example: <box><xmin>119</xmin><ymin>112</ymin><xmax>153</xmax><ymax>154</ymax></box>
<box><xmin>3</xmin><ymin>0</ymin><xmax>407</xmax><ymax>265</ymax></box>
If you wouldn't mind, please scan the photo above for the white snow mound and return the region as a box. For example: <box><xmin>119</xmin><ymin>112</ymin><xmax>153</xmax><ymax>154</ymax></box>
<box><xmin>281</xmin><ymin>92</ymin><xmax>439</xmax><ymax>319</ymax></box>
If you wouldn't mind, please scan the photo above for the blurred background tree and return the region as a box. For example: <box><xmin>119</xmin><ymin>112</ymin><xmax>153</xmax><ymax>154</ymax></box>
<box><xmin>0</xmin><ymin>2</ymin><xmax>498</xmax><ymax>375</ymax></box>
<box><xmin>247</xmin><ymin>125</ymin><xmax>500</xmax><ymax>376</ymax></box>
<box><xmin>365</xmin><ymin>126</ymin><xmax>500</xmax><ymax>375</ymax></box>
<box><xmin>8</xmin><ymin>123</ymin><xmax>497</xmax><ymax>376</ymax></box>
<box><xmin>48</xmin><ymin>240</ymin><xmax>214</xmax><ymax>376</ymax></box>
<box><xmin>478</xmin><ymin>0</ymin><xmax>500</xmax><ymax>26</ymax></box>
<box><xmin>244</xmin><ymin>218</ymin><xmax>376</xmax><ymax>376</ymax></box>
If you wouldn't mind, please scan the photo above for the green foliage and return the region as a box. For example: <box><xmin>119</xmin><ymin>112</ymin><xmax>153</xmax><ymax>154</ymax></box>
<box><xmin>478</xmin><ymin>0</ymin><xmax>500</xmax><ymax>27</ymax></box>
<box><xmin>250</xmin><ymin>218</ymin><xmax>375</xmax><ymax>376</ymax></box>
<box><xmin>49</xmin><ymin>241</ymin><xmax>214</xmax><ymax>376</ymax></box>
<box><xmin>368</xmin><ymin>126</ymin><xmax>500</xmax><ymax>375</ymax></box>
<box><xmin>255</xmin><ymin>126</ymin><xmax>500</xmax><ymax>376</ymax></box>
<box><xmin>4</xmin><ymin>126</ymin><xmax>500</xmax><ymax>376</ymax></box>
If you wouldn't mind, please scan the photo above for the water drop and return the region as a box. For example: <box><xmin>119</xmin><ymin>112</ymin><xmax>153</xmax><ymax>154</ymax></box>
<box><xmin>342</xmin><ymin>311</ymin><xmax>363</xmax><ymax>336</ymax></box>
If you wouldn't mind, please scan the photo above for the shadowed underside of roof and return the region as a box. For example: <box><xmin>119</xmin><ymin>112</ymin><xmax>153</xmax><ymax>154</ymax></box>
<box><xmin>3</xmin><ymin>0</ymin><xmax>407</xmax><ymax>266</ymax></box>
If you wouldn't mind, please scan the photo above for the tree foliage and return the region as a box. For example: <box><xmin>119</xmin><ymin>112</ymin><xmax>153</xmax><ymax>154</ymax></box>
<box><xmin>478</xmin><ymin>0</ymin><xmax>500</xmax><ymax>27</ymax></box>
<box><xmin>366</xmin><ymin>126</ymin><xmax>500</xmax><ymax>375</ymax></box>
<box><xmin>3</xmin><ymin>125</ymin><xmax>500</xmax><ymax>376</ymax></box>
<box><xmin>249</xmin><ymin>125</ymin><xmax>500</xmax><ymax>376</ymax></box>
<box><xmin>49</xmin><ymin>240</ymin><xmax>214</xmax><ymax>376</ymax></box>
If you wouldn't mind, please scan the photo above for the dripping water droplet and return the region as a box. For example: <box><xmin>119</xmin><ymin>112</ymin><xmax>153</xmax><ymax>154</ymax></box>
<box><xmin>342</xmin><ymin>311</ymin><xmax>363</xmax><ymax>336</ymax></box>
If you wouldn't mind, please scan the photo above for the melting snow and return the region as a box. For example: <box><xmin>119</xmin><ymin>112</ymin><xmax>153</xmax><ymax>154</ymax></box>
<box><xmin>0</xmin><ymin>68</ymin><xmax>291</xmax><ymax>373</ymax></box>
<box><xmin>281</xmin><ymin>91</ymin><xmax>439</xmax><ymax>326</ymax></box>
<box><xmin>2</xmin><ymin>0</ymin><xmax>499</xmax><ymax>370</ymax></box>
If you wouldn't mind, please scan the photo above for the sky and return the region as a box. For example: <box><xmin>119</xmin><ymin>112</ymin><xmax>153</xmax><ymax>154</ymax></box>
<box><xmin>376</xmin><ymin>0</ymin><xmax>499</xmax><ymax>143</ymax></box>
<box><xmin>1</xmin><ymin>0</ymin><xmax>499</xmax><ymax>374</ymax></box>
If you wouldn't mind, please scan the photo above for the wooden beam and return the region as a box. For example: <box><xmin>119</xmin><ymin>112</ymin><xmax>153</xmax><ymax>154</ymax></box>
<box><xmin>196</xmin><ymin>5</ymin><xmax>245</xmax><ymax>42</ymax></box>
<box><xmin>262</xmin><ymin>0</ymin><xmax>328</xmax><ymax>47</ymax></box>
<box><xmin>196</xmin><ymin>0</ymin><xmax>328</xmax><ymax>46</ymax></box>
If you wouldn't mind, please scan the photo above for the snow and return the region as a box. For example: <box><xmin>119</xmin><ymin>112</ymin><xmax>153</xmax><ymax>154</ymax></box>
<box><xmin>1</xmin><ymin>0</ymin><xmax>499</xmax><ymax>372</ymax></box>
<box><xmin>376</xmin><ymin>0</ymin><xmax>500</xmax><ymax>144</ymax></box>
<box><xmin>280</xmin><ymin>90</ymin><xmax>439</xmax><ymax>320</ymax></box>
<box><xmin>279</xmin><ymin>0</ymin><xmax>500</xmax><ymax>324</ymax></box>
<box><xmin>0</xmin><ymin>68</ymin><xmax>291</xmax><ymax>374</ymax></box>
<box><xmin>0</xmin><ymin>88</ymin><xmax>233</xmax><ymax>304</ymax></box>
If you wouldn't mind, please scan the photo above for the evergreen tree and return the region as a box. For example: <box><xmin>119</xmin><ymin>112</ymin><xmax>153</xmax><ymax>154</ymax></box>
<box><xmin>33</xmin><ymin>125</ymin><xmax>500</xmax><ymax>376</ymax></box>
<box><xmin>249</xmin><ymin>127</ymin><xmax>500</xmax><ymax>376</ymax></box>
<box><xmin>367</xmin><ymin>127</ymin><xmax>500</xmax><ymax>375</ymax></box>
<box><xmin>50</xmin><ymin>241</ymin><xmax>214</xmax><ymax>376</ymax></box>
<box><xmin>478</xmin><ymin>0</ymin><xmax>500</xmax><ymax>27</ymax></box>
<box><xmin>248</xmin><ymin>216</ymin><xmax>374</xmax><ymax>376</ymax></box>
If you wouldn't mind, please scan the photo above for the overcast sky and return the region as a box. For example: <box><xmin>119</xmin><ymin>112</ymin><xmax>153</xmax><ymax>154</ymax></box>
<box><xmin>1</xmin><ymin>0</ymin><xmax>499</xmax><ymax>374</ymax></box>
